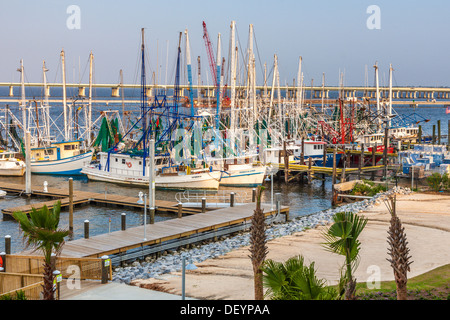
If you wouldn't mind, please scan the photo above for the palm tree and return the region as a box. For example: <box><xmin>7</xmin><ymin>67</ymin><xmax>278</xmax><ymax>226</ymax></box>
<box><xmin>261</xmin><ymin>255</ymin><xmax>338</xmax><ymax>300</ymax></box>
<box><xmin>249</xmin><ymin>185</ymin><xmax>268</xmax><ymax>300</ymax></box>
<box><xmin>322</xmin><ymin>211</ymin><xmax>368</xmax><ymax>300</ymax></box>
<box><xmin>384</xmin><ymin>195</ymin><xmax>413</xmax><ymax>300</ymax></box>
<box><xmin>13</xmin><ymin>201</ymin><xmax>69</xmax><ymax>300</ymax></box>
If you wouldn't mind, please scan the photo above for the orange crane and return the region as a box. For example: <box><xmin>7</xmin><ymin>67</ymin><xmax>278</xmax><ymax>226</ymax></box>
<box><xmin>202</xmin><ymin>21</ymin><xmax>217</xmax><ymax>87</ymax></box>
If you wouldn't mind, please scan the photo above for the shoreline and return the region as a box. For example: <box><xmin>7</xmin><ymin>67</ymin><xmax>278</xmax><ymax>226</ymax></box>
<box><xmin>118</xmin><ymin>188</ymin><xmax>450</xmax><ymax>299</ymax></box>
<box><xmin>111</xmin><ymin>186</ymin><xmax>450</xmax><ymax>298</ymax></box>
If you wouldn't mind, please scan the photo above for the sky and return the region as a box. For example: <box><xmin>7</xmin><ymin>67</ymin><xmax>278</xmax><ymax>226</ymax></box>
<box><xmin>1</xmin><ymin>0</ymin><xmax>450</xmax><ymax>88</ymax></box>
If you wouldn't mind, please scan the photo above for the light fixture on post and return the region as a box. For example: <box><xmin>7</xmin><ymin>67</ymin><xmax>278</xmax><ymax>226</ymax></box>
<box><xmin>181</xmin><ymin>256</ymin><xmax>197</xmax><ymax>300</ymax></box>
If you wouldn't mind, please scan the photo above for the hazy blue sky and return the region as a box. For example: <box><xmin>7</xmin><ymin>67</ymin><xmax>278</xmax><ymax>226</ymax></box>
<box><xmin>1</xmin><ymin>0</ymin><xmax>449</xmax><ymax>87</ymax></box>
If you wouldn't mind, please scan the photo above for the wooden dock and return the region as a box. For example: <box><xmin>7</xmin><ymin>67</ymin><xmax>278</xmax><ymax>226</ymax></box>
<box><xmin>17</xmin><ymin>202</ymin><xmax>289</xmax><ymax>260</ymax></box>
<box><xmin>0</xmin><ymin>182</ymin><xmax>202</xmax><ymax>216</ymax></box>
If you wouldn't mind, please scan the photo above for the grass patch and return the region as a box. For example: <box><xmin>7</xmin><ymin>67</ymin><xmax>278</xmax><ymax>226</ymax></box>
<box><xmin>354</xmin><ymin>264</ymin><xmax>450</xmax><ymax>300</ymax></box>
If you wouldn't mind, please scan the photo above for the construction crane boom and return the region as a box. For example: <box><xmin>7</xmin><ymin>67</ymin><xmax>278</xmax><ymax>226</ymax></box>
<box><xmin>202</xmin><ymin>21</ymin><xmax>217</xmax><ymax>87</ymax></box>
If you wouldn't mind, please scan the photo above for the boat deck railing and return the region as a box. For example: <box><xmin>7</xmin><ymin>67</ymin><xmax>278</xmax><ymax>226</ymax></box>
<box><xmin>175</xmin><ymin>189</ymin><xmax>251</xmax><ymax>207</ymax></box>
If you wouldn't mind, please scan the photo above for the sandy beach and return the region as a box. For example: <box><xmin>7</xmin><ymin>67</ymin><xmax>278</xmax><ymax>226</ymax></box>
<box><xmin>132</xmin><ymin>192</ymin><xmax>450</xmax><ymax>300</ymax></box>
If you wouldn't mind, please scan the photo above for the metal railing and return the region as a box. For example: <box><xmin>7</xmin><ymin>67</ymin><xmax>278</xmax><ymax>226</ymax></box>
<box><xmin>175</xmin><ymin>189</ymin><xmax>251</xmax><ymax>207</ymax></box>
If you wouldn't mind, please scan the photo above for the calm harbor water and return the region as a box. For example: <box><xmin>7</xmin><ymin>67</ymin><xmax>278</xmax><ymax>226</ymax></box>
<box><xmin>0</xmin><ymin>173</ymin><xmax>333</xmax><ymax>254</ymax></box>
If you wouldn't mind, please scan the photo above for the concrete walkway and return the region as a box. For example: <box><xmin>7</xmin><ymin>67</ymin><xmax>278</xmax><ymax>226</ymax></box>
<box><xmin>63</xmin><ymin>281</ymin><xmax>195</xmax><ymax>300</ymax></box>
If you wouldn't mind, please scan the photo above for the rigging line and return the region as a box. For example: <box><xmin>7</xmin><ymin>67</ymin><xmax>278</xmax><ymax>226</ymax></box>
<box><xmin>252</xmin><ymin>27</ymin><xmax>265</xmax><ymax>79</ymax></box>
<box><xmin>234</xmin><ymin>25</ymin><xmax>249</xmax><ymax>80</ymax></box>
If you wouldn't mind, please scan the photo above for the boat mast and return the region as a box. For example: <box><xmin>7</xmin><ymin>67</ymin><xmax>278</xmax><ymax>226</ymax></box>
<box><xmin>61</xmin><ymin>49</ymin><xmax>69</xmax><ymax>141</ymax></box>
<box><xmin>389</xmin><ymin>64</ymin><xmax>393</xmax><ymax>128</ymax></box>
<box><xmin>18</xmin><ymin>59</ymin><xmax>27</xmax><ymax>134</ymax></box>
<box><xmin>88</xmin><ymin>51</ymin><xmax>94</xmax><ymax>146</ymax></box>
<box><xmin>215</xmin><ymin>33</ymin><xmax>222</xmax><ymax>130</ymax></box>
<box><xmin>140</xmin><ymin>28</ymin><xmax>148</xmax><ymax>176</ymax></box>
<box><xmin>197</xmin><ymin>56</ymin><xmax>202</xmax><ymax>108</ymax></box>
<box><xmin>229</xmin><ymin>21</ymin><xmax>237</xmax><ymax>154</ymax></box>
<box><xmin>43</xmin><ymin>60</ymin><xmax>50</xmax><ymax>141</ymax></box>
<box><xmin>184</xmin><ymin>29</ymin><xmax>195</xmax><ymax>117</ymax></box>
<box><xmin>374</xmin><ymin>61</ymin><xmax>381</xmax><ymax>129</ymax></box>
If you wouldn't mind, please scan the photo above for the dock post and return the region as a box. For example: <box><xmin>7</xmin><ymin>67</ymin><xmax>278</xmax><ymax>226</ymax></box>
<box><xmin>448</xmin><ymin>120</ymin><xmax>450</xmax><ymax>151</ymax></box>
<box><xmin>202</xmin><ymin>197</ymin><xmax>206</xmax><ymax>213</ymax></box>
<box><xmin>4</xmin><ymin>235</ymin><xmax>11</xmax><ymax>255</ymax></box>
<box><xmin>69</xmin><ymin>178</ymin><xmax>73</xmax><ymax>237</ymax></box>
<box><xmin>121</xmin><ymin>213</ymin><xmax>126</xmax><ymax>230</ymax></box>
<box><xmin>25</xmin><ymin>131</ymin><xmax>31</xmax><ymax>195</ymax></box>
<box><xmin>359</xmin><ymin>144</ymin><xmax>364</xmax><ymax>180</ymax></box>
<box><xmin>418</xmin><ymin>126</ymin><xmax>422</xmax><ymax>144</ymax></box>
<box><xmin>371</xmin><ymin>143</ymin><xmax>376</xmax><ymax>180</ymax></box>
<box><xmin>230</xmin><ymin>192</ymin><xmax>235</xmax><ymax>207</ymax></box>
<box><xmin>84</xmin><ymin>220</ymin><xmax>89</xmax><ymax>239</ymax></box>
<box><xmin>432</xmin><ymin>125</ymin><xmax>436</xmax><ymax>144</ymax></box>
<box><xmin>284</xmin><ymin>140</ymin><xmax>289</xmax><ymax>183</ymax></box>
<box><xmin>331</xmin><ymin>147</ymin><xmax>337</xmax><ymax>206</ymax></box>
<box><xmin>252</xmin><ymin>188</ymin><xmax>256</xmax><ymax>202</ymax></box>
<box><xmin>101</xmin><ymin>255</ymin><xmax>110</xmax><ymax>284</ymax></box>
<box><xmin>150</xmin><ymin>207</ymin><xmax>155</xmax><ymax>225</ymax></box>
<box><xmin>322</xmin><ymin>143</ymin><xmax>327</xmax><ymax>166</ymax></box>
<box><xmin>307</xmin><ymin>157</ymin><xmax>312</xmax><ymax>184</ymax></box>
<box><xmin>332</xmin><ymin>147</ymin><xmax>337</xmax><ymax>185</ymax></box>
<box><xmin>178</xmin><ymin>203</ymin><xmax>183</xmax><ymax>218</ymax></box>
<box><xmin>437</xmin><ymin>120</ymin><xmax>441</xmax><ymax>145</ymax></box>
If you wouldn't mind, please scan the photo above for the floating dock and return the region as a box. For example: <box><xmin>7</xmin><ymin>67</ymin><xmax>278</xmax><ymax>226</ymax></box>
<box><xmin>0</xmin><ymin>182</ymin><xmax>202</xmax><ymax>216</ymax></box>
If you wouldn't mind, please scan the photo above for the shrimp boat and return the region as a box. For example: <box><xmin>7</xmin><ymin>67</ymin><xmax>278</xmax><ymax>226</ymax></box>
<box><xmin>0</xmin><ymin>150</ymin><xmax>26</xmax><ymax>176</ymax></box>
<box><xmin>82</xmin><ymin>152</ymin><xmax>220</xmax><ymax>189</ymax></box>
<box><xmin>293</xmin><ymin>139</ymin><xmax>342</xmax><ymax>167</ymax></box>
<box><xmin>82</xmin><ymin>28</ymin><xmax>221</xmax><ymax>190</ymax></box>
<box><xmin>30</xmin><ymin>140</ymin><xmax>93</xmax><ymax>175</ymax></box>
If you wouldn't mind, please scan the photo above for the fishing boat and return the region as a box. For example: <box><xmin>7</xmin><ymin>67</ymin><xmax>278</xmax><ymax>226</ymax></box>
<box><xmin>0</xmin><ymin>150</ymin><xmax>26</xmax><ymax>176</ymax></box>
<box><xmin>81</xmin><ymin>151</ymin><xmax>221</xmax><ymax>190</ymax></box>
<box><xmin>206</xmin><ymin>154</ymin><xmax>266</xmax><ymax>187</ymax></box>
<box><xmin>82</xmin><ymin>28</ymin><xmax>221</xmax><ymax>190</ymax></box>
<box><xmin>30</xmin><ymin>140</ymin><xmax>93</xmax><ymax>175</ymax></box>
<box><xmin>292</xmin><ymin>139</ymin><xmax>342</xmax><ymax>167</ymax></box>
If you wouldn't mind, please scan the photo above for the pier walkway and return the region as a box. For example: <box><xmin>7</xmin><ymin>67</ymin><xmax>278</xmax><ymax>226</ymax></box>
<box><xmin>16</xmin><ymin>202</ymin><xmax>288</xmax><ymax>262</ymax></box>
<box><xmin>0</xmin><ymin>182</ymin><xmax>289</xmax><ymax>263</ymax></box>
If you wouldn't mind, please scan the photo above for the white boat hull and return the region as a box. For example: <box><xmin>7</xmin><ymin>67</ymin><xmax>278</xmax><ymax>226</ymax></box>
<box><xmin>219</xmin><ymin>166</ymin><xmax>266</xmax><ymax>187</ymax></box>
<box><xmin>82</xmin><ymin>166</ymin><xmax>221</xmax><ymax>190</ymax></box>
<box><xmin>0</xmin><ymin>162</ymin><xmax>26</xmax><ymax>176</ymax></box>
<box><xmin>31</xmin><ymin>151</ymin><xmax>93</xmax><ymax>175</ymax></box>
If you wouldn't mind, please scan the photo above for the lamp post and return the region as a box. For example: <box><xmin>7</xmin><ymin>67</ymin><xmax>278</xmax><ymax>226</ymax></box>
<box><xmin>137</xmin><ymin>192</ymin><xmax>147</xmax><ymax>241</ymax></box>
<box><xmin>181</xmin><ymin>256</ymin><xmax>197</xmax><ymax>300</ymax></box>
<box><xmin>264</xmin><ymin>166</ymin><xmax>274</xmax><ymax>209</ymax></box>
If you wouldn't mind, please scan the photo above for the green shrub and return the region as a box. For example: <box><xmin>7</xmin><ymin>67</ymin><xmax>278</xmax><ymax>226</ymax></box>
<box><xmin>350</xmin><ymin>181</ymin><xmax>387</xmax><ymax>196</ymax></box>
<box><xmin>426</xmin><ymin>172</ymin><xmax>449</xmax><ymax>192</ymax></box>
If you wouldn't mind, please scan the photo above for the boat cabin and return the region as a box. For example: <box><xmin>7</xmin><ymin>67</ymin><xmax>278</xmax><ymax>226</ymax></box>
<box><xmin>361</xmin><ymin>133</ymin><xmax>385</xmax><ymax>147</ymax></box>
<box><xmin>31</xmin><ymin>140</ymin><xmax>82</xmax><ymax>161</ymax></box>
<box><xmin>294</xmin><ymin>140</ymin><xmax>326</xmax><ymax>157</ymax></box>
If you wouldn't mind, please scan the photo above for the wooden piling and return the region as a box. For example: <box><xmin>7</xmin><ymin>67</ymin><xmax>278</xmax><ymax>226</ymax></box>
<box><xmin>69</xmin><ymin>178</ymin><xmax>74</xmax><ymax>236</ymax></box>
<box><xmin>178</xmin><ymin>203</ymin><xmax>183</xmax><ymax>218</ymax></box>
<box><xmin>84</xmin><ymin>220</ymin><xmax>89</xmax><ymax>239</ymax></box>
<box><xmin>4</xmin><ymin>235</ymin><xmax>11</xmax><ymax>255</ymax></box>
<box><xmin>438</xmin><ymin>120</ymin><xmax>441</xmax><ymax>145</ymax></box>
<box><xmin>121</xmin><ymin>213</ymin><xmax>126</xmax><ymax>230</ymax></box>
<box><xmin>284</xmin><ymin>141</ymin><xmax>289</xmax><ymax>183</ymax></box>
<box><xmin>359</xmin><ymin>143</ymin><xmax>364</xmax><ymax>179</ymax></box>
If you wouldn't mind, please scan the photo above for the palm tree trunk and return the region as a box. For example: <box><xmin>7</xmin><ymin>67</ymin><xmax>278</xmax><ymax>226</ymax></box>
<box><xmin>249</xmin><ymin>186</ymin><xmax>268</xmax><ymax>300</ymax></box>
<box><xmin>43</xmin><ymin>262</ymin><xmax>55</xmax><ymax>300</ymax></box>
